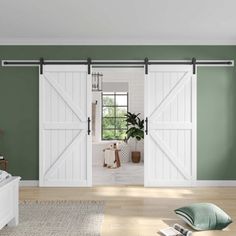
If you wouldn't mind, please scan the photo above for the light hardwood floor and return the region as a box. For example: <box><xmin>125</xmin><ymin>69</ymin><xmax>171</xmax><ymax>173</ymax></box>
<box><xmin>20</xmin><ymin>186</ymin><xmax>236</xmax><ymax>236</ymax></box>
<box><xmin>93</xmin><ymin>163</ymin><xmax>144</xmax><ymax>185</ymax></box>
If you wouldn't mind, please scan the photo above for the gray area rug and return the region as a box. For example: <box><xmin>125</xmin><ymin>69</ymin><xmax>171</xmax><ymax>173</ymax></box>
<box><xmin>1</xmin><ymin>201</ymin><xmax>105</xmax><ymax>236</ymax></box>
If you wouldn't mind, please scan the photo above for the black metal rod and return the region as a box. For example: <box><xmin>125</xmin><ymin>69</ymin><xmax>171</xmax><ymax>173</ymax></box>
<box><xmin>3</xmin><ymin>61</ymin><xmax>87</xmax><ymax>65</ymax></box>
<box><xmin>43</xmin><ymin>61</ymin><xmax>87</xmax><ymax>65</ymax></box>
<box><xmin>2</xmin><ymin>60</ymin><xmax>233</xmax><ymax>66</ymax></box>
<box><xmin>196</xmin><ymin>61</ymin><xmax>232</xmax><ymax>65</ymax></box>
<box><xmin>3</xmin><ymin>61</ymin><xmax>40</xmax><ymax>65</ymax></box>
<box><xmin>150</xmin><ymin>61</ymin><xmax>192</xmax><ymax>65</ymax></box>
<box><xmin>92</xmin><ymin>61</ymin><xmax>144</xmax><ymax>65</ymax></box>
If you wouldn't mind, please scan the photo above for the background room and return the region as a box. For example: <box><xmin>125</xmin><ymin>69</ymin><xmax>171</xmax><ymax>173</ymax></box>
<box><xmin>92</xmin><ymin>67</ymin><xmax>144</xmax><ymax>185</ymax></box>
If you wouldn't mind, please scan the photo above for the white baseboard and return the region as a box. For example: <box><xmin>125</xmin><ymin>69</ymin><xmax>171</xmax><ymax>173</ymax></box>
<box><xmin>20</xmin><ymin>180</ymin><xmax>39</xmax><ymax>187</ymax></box>
<box><xmin>194</xmin><ymin>180</ymin><xmax>236</xmax><ymax>187</ymax></box>
<box><xmin>145</xmin><ymin>180</ymin><xmax>236</xmax><ymax>187</ymax></box>
<box><xmin>19</xmin><ymin>180</ymin><xmax>236</xmax><ymax>187</ymax></box>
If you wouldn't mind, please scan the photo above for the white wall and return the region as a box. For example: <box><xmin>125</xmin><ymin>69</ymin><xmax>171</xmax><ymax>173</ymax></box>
<box><xmin>92</xmin><ymin>67</ymin><xmax>144</xmax><ymax>165</ymax></box>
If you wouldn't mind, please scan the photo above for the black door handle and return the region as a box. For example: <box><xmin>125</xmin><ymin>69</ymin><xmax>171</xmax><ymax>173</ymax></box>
<box><xmin>145</xmin><ymin>117</ymin><xmax>148</xmax><ymax>135</ymax></box>
<box><xmin>88</xmin><ymin>117</ymin><xmax>91</xmax><ymax>135</ymax></box>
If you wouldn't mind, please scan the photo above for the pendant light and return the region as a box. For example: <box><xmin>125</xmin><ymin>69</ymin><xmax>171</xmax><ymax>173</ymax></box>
<box><xmin>92</xmin><ymin>73</ymin><xmax>103</xmax><ymax>91</ymax></box>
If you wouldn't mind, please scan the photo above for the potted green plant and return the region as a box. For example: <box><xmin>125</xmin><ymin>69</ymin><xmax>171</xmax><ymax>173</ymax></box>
<box><xmin>124</xmin><ymin>112</ymin><xmax>144</xmax><ymax>163</ymax></box>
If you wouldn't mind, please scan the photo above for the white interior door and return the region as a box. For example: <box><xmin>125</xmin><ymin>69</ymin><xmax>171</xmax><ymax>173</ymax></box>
<box><xmin>39</xmin><ymin>65</ymin><xmax>92</xmax><ymax>187</ymax></box>
<box><xmin>144</xmin><ymin>65</ymin><xmax>196</xmax><ymax>187</ymax></box>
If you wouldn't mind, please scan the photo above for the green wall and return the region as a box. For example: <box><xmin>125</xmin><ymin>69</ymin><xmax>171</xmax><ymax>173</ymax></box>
<box><xmin>0</xmin><ymin>46</ymin><xmax>236</xmax><ymax>180</ymax></box>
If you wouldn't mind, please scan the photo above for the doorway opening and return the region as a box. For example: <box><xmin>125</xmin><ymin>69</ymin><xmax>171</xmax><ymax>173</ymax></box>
<box><xmin>91</xmin><ymin>67</ymin><xmax>144</xmax><ymax>185</ymax></box>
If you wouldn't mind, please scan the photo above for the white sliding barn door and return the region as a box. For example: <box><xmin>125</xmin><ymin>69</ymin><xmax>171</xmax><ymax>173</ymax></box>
<box><xmin>39</xmin><ymin>65</ymin><xmax>92</xmax><ymax>187</ymax></box>
<box><xmin>144</xmin><ymin>65</ymin><xmax>196</xmax><ymax>187</ymax></box>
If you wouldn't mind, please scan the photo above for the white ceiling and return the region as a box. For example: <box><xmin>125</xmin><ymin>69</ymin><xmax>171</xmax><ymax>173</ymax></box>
<box><xmin>0</xmin><ymin>0</ymin><xmax>236</xmax><ymax>45</ymax></box>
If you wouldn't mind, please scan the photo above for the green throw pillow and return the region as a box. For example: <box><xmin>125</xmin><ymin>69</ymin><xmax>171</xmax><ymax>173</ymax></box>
<box><xmin>175</xmin><ymin>203</ymin><xmax>232</xmax><ymax>231</ymax></box>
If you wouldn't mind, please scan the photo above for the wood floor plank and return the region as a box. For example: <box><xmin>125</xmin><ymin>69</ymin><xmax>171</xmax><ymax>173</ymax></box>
<box><xmin>20</xmin><ymin>186</ymin><xmax>236</xmax><ymax>236</ymax></box>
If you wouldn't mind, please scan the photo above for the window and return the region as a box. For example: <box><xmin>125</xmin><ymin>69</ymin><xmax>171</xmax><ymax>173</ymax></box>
<box><xmin>102</xmin><ymin>92</ymin><xmax>128</xmax><ymax>140</ymax></box>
